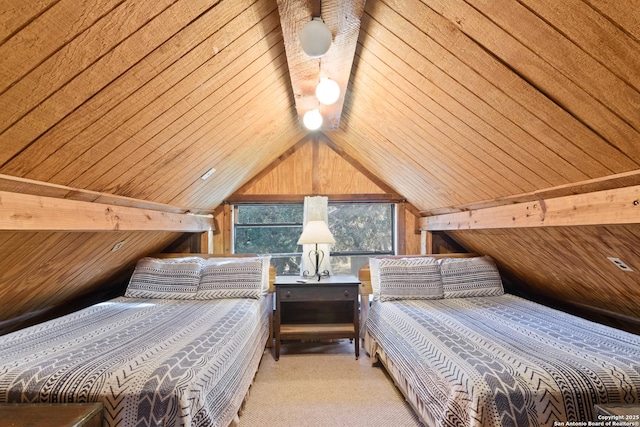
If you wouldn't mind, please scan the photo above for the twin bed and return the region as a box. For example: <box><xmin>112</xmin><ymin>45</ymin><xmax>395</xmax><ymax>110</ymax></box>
<box><xmin>0</xmin><ymin>254</ymin><xmax>274</xmax><ymax>427</ymax></box>
<box><xmin>360</xmin><ymin>254</ymin><xmax>640</xmax><ymax>427</ymax></box>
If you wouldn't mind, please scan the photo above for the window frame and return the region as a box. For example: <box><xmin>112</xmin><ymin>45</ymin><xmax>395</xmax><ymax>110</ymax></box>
<box><xmin>231</xmin><ymin>200</ymin><xmax>397</xmax><ymax>275</ymax></box>
<box><xmin>232</xmin><ymin>202</ymin><xmax>304</xmax><ymax>259</ymax></box>
<box><xmin>325</xmin><ymin>201</ymin><xmax>396</xmax><ymax>258</ymax></box>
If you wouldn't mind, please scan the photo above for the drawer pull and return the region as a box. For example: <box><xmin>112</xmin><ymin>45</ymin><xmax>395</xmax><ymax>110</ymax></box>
<box><xmin>344</xmin><ymin>290</ymin><xmax>350</xmax><ymax>297</ymax></box>
<box><xmin>286</xmin><ymin>291</ymin><xmax>291</xmax><ymax>298</ymax></box>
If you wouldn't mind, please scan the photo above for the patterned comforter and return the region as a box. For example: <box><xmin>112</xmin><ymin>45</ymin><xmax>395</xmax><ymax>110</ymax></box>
<box><xmin>366</xmin><ymin>294</ymin><xmax>640</xmax><ymax>427</ymax></box>
<box><xmin>0</xmin><ymin>296</ymin><xmax>270</xmax><ymax>427</ymax></box>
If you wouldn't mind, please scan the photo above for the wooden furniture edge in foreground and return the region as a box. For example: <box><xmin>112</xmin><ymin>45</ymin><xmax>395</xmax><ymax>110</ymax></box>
<box><xmin>357</xmin><ymin>253</ymin><xmax>477</xmax><ymax>294</ymax></box>
<box><xmin>0</xmin><ymin>402</ymin><xmax>103</xmax><ymax>427</ymax></box>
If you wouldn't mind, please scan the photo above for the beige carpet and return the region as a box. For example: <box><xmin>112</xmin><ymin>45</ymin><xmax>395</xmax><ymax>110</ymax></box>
<box><xmin>239</xmin><ymin>339</ymin><xmax>423</xmax><ymax>427</ymax></box>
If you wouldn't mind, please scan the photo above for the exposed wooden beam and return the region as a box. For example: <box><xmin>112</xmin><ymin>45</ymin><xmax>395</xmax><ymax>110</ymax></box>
<box><xmin>420</xmin><ymin>185</ymin><xmax>640</xmax><ymax>230</ymax></box>
<box><xmin>419</xmin><ymin>169</ymin><xmax>640</xmax><ymax>216</ymax></box>
<box><xmin>276</xmin><ymin>0</ymin><xmax>365</xmax><ymax>130</ymax></box>
<box><xmin>226</xmin><ymin>193</ymin><xmax>405</xmax><ymax>203</ymax></box>
<box><xmin>0</xmin><ymin>190</ymin><xmax>213</xmax><ymax>232</ymax></box>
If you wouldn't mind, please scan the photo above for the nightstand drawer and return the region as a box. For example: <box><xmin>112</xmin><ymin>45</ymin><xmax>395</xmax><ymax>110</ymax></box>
<box><xmin>279</xmin><ymin>285</ymin><xmax>357</xmax><ymax>301</ymax></box>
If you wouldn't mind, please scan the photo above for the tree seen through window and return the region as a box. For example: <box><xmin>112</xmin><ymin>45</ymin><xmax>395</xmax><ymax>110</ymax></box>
<box><xmin>234</xmin><ymin>203</ymin><xmax>394</xmax><ymax>275</ymax></box>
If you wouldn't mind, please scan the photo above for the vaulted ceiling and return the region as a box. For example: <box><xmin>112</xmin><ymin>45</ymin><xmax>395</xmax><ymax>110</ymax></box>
<box><xmin>2</xmin><ymin>0</ymin><xmax>637</xmax><ymax>213</ymax></box>
<box><xmin>1</xmin><ymin>0</ymin><xmax>639</xmax><ymax>332</ymax></box>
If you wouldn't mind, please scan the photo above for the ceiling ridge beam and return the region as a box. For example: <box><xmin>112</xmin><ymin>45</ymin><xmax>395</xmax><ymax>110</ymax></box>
<box><xmin>276</xmin><ymin>0</ymin><xmax>365</xmax><ymax>130</ymax></box>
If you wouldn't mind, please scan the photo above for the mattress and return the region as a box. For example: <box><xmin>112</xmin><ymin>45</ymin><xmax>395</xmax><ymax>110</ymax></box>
<box><xmin>366</xmin><ymin>294</ymin><xmax>640</xmax><ymax>427</ymax></box>
<box><xmin>0</xmin><ymin>296</ymin><xmax>270</xmax><ymax>427</ymax></box>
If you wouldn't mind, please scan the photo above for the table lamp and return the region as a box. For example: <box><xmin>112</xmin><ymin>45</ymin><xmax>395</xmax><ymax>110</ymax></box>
<box><xmin>297</xmin><ymin>220</ymin><xmax>335</xmax><ymax>281</ymax></box>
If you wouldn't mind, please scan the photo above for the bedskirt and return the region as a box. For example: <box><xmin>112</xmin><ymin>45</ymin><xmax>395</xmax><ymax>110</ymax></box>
<box><xmin>366</xmin><ymin>295</ymin><xmax>640</xmax><ymax>427</ymax></box>
<box><xmin>0</xmin><ymin>296</ymin><xmax>270</xmax><ymax>427</ymax></box>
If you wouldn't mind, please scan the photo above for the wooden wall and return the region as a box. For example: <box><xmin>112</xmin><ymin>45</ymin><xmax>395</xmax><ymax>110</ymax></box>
<box><xmin>215</xmin><ymin>135</ymin><xmax>422</xmax><ymax>255</ymax></box>
<box><xmin>447</xmin><ymin>225</ymin><xmax>640</xmax><ymax>334</ymax></box>
<box><xmin>0</xmin><ymin>230</ymin><xmax>182</xmax><ymax>333</ymax></box>
<box><xmin>236</xmin><ymin>135</ymin><xmax>387</xmax><ymax>196</ymax></box>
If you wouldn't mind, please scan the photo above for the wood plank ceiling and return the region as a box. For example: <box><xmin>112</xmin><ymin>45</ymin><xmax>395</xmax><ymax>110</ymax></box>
<box><xmin>1</xmin><ymin>0</ymin><xmax>639</xmax><ymax>329</ymax></box>
<box><xmin>1</xmin><ymin>0</ymin><xmax>638</xmax><ymax>214</ymax></box>
<box><xmin>0</xmin><ymin>0</ymin><xmax>305</xmax><ymax>210</ymax></box>
<box><xmin>330</xmin><ymin>0</ymin><xmax>640</xmax><ymax>213</ymax></box>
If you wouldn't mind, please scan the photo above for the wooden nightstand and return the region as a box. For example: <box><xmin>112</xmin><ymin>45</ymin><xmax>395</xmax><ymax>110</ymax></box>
<box><xmin>274</xmin><ymin>275</ymin><xmax>361</xmax><ymax>360</ymax></box>
<box><xmin>0</xmin><ymin>403</ymin><xmax>103</xmax><ymax>427</ymax></box>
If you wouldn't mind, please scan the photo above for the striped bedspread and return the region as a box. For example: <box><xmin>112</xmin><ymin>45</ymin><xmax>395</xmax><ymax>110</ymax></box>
<box><xmin>366</xmin><ymin>294</ymin><xmax>640</xmax><ymax>427</ymax></box>
<box><xmin>0</xmin><ymin>297</ymin><xmax>270</xmax><ymax>427</ymax></box>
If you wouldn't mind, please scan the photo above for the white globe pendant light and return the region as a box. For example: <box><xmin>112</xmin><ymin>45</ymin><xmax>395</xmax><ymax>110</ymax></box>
<box><xmin>316</xmin><ymin>78</ymin><xmax>340</xmax><ymax>105</ymax></box>
<box><xmin>299</xmin><ymin>18</ymin><xmax>332</xmax><ymax>58</ymax></box>
<box><xmin>303</xmin><ymin>109</ymin><xmax>323</xmax><ymax>130</ymax></box>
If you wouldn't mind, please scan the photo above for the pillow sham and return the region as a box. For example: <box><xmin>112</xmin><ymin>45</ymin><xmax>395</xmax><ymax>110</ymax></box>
<box><xmin>255</xmin><ymin>255</ymin><xmax>272</xmax><ymax>294</ymax></box>
<box><xmin>377</xmin><ymin>257</ymin><xmax>442</xmax><ymax>301</ymax></box>
<box><xmin>196</xmin><ymin>258</ymin><xmax>264</xmax><ymax>299</ymax></box>
<box><xmin>369</xmin><ymin>257</ymin><xmax>382</xmax><ymax>300</ymax></box>
<box><xmin>124</xmin><ymin>257</ymin><xmax>204</xmax><ymax>299</ymax></box>
<box><xmin>199</xmin><ymin>256</ymin><xmax>271</xmax><ymax>295</ymax></box>
<box><xmin>439</xmin><ymin>256</ymin><xmax>504</xmax><ymax>298</ymax></box>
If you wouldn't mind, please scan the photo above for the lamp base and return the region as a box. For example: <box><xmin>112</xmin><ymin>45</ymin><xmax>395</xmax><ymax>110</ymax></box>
<box><xmin>302</xmin><ymin>270</ymin><xmax>331</xmax><ymax>281</ymax></box>
<box><xmin>301</xmin><ymin>246</ymin><xmax>330</xmax><ymax>281</ymax></box>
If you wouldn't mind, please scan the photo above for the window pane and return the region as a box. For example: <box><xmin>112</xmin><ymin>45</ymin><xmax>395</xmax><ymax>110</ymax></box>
<box><xmin>271</xmin><ymin>255</ymin><xmax>301</xmax><ymax>276</ymax></box>
<box><xmin>235</xmin><ymin>226</ymin><xmax>303</xmax><ymax>254</ymax></box>
<box><xmin>328</xmin><ymin>203</ymin><xmax>393</xmax><ymax>253</ymax></box>
<box><xmin>233</xmin><ymin>202</ymin><xmax>394</xmax><ymax>276</ymax></box>
<box><xmin>330</xmin><ymin>255</ymin><xmax>371</xmax><ymax>276</ymax></box>
<box><xmin>236</xmin><ymin>204</ymin><xmax>303</xmax><ymax>224</ymax></box>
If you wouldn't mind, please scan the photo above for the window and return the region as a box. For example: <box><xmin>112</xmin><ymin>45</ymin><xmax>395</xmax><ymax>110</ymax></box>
<box><xmin>327</xmin><ymin>203</ymin><xmax>394</xmax><ymax>275</ymax></box>
<box><xmin>234</xmin><ymin>202</ymin><xmax>394</xmax><ymax>275</ymax></box>
<box><xmin>234</xmin><ymin>204</ymin><xmax>303</xmax><ymax>275</ymax></box>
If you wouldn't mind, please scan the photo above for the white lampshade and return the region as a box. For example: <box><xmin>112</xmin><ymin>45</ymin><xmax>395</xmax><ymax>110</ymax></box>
<box><xmin>303</xmin><ymin>109</ymin><xmax>323</xmax><ymax>130</ymax></box>
<box><xmin>316</xmin><ymin>78</ymin><xmax>340</xmax><ymax>105</ymax></box>
<box><xmin>299</xmin><ymin>18</ymin><xmax>332</xmax><ymax>58</ymax></box>
<box><xmin>297</xmin><ymin>220</ymin><xmax>336</xmax><ymax>245</ymax></box>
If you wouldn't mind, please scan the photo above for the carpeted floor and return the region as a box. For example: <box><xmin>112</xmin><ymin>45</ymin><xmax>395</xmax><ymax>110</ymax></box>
<box><xmin>239</xmin><ymin>339</ymin><xmax>423</xmax><ymax>427</ymax></box>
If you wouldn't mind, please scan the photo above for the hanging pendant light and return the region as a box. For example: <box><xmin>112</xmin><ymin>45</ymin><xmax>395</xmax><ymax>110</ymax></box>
<box><xmin>303</xmin><ymin>109</ymin><xmax>323</xmax><ymax>130</ymax></box>
<box><xmin>316</xmin><ymin>77</ymin><xmax>340</xmax><ymax>105</ymax></box>
<box><xmin>299</xmin><ymin>17</ymin><xmax>332</xmax><ymax>58</ymax></box>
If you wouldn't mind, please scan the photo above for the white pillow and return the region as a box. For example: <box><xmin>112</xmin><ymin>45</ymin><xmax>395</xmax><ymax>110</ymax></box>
<box><xmin>369</xmin><ymin>257</ymin><xmax>382</xmax><ymax>300</ymax></box>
